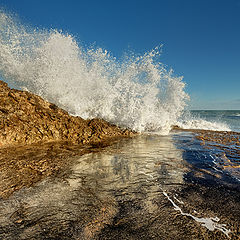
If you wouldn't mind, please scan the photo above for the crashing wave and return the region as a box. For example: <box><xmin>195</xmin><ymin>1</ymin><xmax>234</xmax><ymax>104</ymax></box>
<box><xmin>0</xmin><ymin>10</ymin><xmax>189</xmax><ymax>134</ymax></box>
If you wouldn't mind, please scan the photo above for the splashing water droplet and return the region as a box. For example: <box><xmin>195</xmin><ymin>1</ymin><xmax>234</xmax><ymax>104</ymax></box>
<box><xmin>0</xmin><ymin>10</ymin><xmax>189</xmax><ymax>133</ymax></box>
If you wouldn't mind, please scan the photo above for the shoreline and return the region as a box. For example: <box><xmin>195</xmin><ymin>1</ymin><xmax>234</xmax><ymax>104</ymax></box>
<box><xmin>0</xmin><ymin>81</ymin><xmax>240</xmax><ymax>239</ymax></box>
<box><xmin>0</xmin><ymin>77</ymin><xmax>239</xmax><ymax>199</ymax></box>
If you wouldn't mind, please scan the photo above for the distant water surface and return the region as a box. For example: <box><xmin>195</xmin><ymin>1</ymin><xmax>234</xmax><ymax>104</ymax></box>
<box><xmin>191</xmin><ymin>110</ymin><xmax>240</xmax><ymax>132</ymax></box>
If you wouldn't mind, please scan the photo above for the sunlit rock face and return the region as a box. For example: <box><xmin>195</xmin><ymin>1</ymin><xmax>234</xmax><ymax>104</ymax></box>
<box><xmin>0</xmin><ymin>80</ymin><xmax>133</xmax><ymax>147</ymax></box>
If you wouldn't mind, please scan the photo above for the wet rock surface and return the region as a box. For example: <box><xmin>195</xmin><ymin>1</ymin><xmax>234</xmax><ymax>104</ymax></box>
<box><xmin>0</xmin><ymin>134</ymin><xmax>239</xmax><ymax>239</ymax></box>
<box><xmin>0</xmin><ymin>80</ymin><xmax>133</xmax><ymax>147</ymax></box>
<box><xmin>0</xmin><ymin>140</ymin><xmax>102</xmax><ymax>198</ymax></box>
<box><xmin>173</xmin><ymin>127</ymin><xmax>240</xmax><ymax>182</ymax></box>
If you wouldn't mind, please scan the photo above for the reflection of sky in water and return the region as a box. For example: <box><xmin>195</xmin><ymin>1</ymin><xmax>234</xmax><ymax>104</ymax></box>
<box><xmin>173</xmin><ymin>132</ymin><xmax>240</xmax><ymax>187</ymax></box>
<box><xmin>68</xmin><ymin>134</ymin><xmax>186</xmax><ymax>193</ymax></box>
<box><xmin>68</xmin><ymin>134</ymin><xmax>187</xmax><ymax>215</ymax></box>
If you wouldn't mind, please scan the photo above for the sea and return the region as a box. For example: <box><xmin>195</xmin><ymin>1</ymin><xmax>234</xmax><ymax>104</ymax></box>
<box><xmin>0</xmin><ymin>9</ymin><xmax>240</xmax><ymax>239</ymax></box>
<box><xmin>186</xmin><ymin>110</ymin><xmax>240</xmax><ymax>132</ymax></box>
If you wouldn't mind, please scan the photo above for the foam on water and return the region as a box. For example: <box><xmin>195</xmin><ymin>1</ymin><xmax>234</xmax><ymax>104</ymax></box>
<box><xmin>163</xmin><ymin>192</ymin><xmax>231</xmax><ymax>237</ymax></box>
<box><xmin>0</xmin><ymin>10</ymin><xmax>232</xmax><ymax>133</ymax></box>
<box><xmin>176</xmin><ymin>111</ymin><xmax>232</xmax><ymax>132</ymax></box>
<box><xmin>177</xmin><ymin>118</ymin><xmax>231</xmax><ymax>132</ymax></box>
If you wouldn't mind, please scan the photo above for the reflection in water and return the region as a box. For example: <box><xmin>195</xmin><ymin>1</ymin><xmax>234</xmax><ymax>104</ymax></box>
<box><xmin>68</xmin><ymin>134</ymin><xmax>186</xmax><ymax>217</ymax></box>
<box><xmin>70</xmin><ymin>134</ymin><xmax>186</xmax><ymax>192</ymax></box>
<box><xmin>0</xmin><ymin>134</ymin><xmax>237</xmax><ymax>239</ymax></box>
<box><xmin>0</xmin><ymin>134</ymin><xmax>186</xmax><ymax>239</ymax></box>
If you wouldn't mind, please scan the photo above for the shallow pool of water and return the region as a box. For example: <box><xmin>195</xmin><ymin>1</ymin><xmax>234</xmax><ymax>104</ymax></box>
<box><xmin>0</xmin><ymin>133</ymin><xmax>239</xmax><ymax>239</ymax></box>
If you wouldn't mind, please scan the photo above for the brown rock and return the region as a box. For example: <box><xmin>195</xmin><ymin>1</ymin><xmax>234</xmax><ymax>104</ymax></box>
<box><xmin>0</xmin><ymin>80</ymin><xmax>135</xmax><ymax>147</ymax></box>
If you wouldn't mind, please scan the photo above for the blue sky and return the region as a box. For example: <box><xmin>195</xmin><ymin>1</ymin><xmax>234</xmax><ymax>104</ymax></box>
<box><xmin>0</xmin><ymin>0</ymin><xmax>240</xmax><ymax>109</ymax></box>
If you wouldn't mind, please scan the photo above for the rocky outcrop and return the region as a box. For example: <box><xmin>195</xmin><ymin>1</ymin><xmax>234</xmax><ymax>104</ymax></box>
<box><xmin>0</xmin><ymin>80</ymin><xmax>134</xmax><ymax>147</ymax></box>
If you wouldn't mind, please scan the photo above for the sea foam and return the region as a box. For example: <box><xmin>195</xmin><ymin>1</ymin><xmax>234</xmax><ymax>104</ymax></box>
<box><xmin>177</xmin><ymin>112</ymin><xmax>231</xmax><ymax>132</ymax></box>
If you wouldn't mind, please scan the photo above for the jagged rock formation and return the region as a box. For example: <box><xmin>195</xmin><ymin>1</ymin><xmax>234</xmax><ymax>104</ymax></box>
<box><xmin>0</xmin><ymin>80</ymin><xmax>135</xmax><ymax>198</ymax></box>
<box><xmin>0</xmin><ymin>80</ymin><xmax>133</xmax><ymax>147</ymax></box>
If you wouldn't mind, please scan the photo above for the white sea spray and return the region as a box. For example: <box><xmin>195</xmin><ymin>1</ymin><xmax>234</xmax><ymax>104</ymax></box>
<box><xmin>0</xmin><ymin>10</ymin><xmax>231</xmax><ymax>133</ymax></box>
<box><xmin>0</xmin><ymin>10</ymin><xmax>190</xmax><ymax>133</ymax></box>
<box><xmin>177</xmin><ymin>118</ymin><xmax>231</xmax><ymax>131</ymax></box>
<box><xmin>177</xmin><ymin>110</ymin><xmax>232</xmax><ymax>131</ymax></box>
